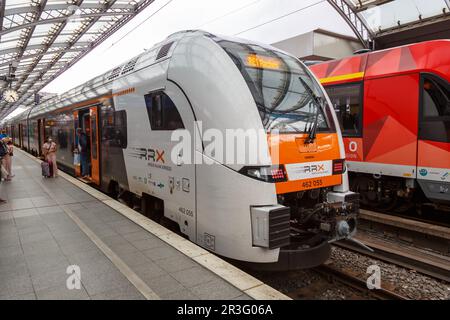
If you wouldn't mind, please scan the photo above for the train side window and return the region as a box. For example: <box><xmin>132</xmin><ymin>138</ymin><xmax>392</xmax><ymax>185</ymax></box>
<box><xmin>420</xmin><ymin>74</ymin><xmax>450</xmax><ymax>143</ymax></box>
<box><xmin>144</xmin><ymin>92</ymin><xmax>184</xmax><ymax>130</ymax></box>
<box><xmin>114</xmin><ymin>110</ymin><xmax>128</xmax><ymax>148</ymax></box>
<box><xmin>100</xmin><ymin>108</ymin><xmax>127</xmax><ymax>149</ymax></box>
<box><xmin>324</xmin><ymin>83</ymin><xmax>363</xmax><ymax>137</ymax></box>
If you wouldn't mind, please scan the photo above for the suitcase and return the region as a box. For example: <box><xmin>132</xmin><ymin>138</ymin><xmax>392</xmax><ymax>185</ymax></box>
<box><xmin>41</xmin><ymin>161</ymin><xmax>51</xmax><ymax>178</ymax></box>
<box><xmin>48</xmin><ymin>160</ymin><xmax>54</xmax><ymax>177</ymax></box>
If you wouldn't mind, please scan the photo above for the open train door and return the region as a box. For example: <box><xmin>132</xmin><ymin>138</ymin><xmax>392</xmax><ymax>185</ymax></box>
<box><xmin>73</xmin><ymin>111</ymin><xmax>81</xmax><ymax>177</ymax></box>
<box><xmin>89</xmin><ymin>106</ymin><xmax>100</xmax><ymax>186</ymax></box>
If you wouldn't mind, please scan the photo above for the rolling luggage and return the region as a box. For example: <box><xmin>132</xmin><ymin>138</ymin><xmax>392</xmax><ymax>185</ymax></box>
<box><xmin>41</xmin><ymin>161</ymin><xmax>51</xmax><ymax>178</ymax></box>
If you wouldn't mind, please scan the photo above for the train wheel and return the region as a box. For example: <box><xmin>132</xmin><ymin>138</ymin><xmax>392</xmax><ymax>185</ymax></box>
<box><xmin>141</xmin><ymin>193</ymin><xmax>164</xmax><ymax>223</ymax></box>
<box><xmin>352</xmin><ymin>176</ymin><xmax>379</xmax><ymax>208</ymax></box>
<box><xmin>352</xmin><ymin>175</ymin><xmax>398</xmax><ymax>211</ymax></box>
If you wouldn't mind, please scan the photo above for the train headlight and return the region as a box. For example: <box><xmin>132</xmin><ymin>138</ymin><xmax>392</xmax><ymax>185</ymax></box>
<box><xmin>240</xmin><ymin>165</ymin><xmax>288</xmax><ymax>183</ymax></box>
<box><xmin>247</xmin><ymin>168</ymin><xmax>262</xmax><ymax>179</ymax></box>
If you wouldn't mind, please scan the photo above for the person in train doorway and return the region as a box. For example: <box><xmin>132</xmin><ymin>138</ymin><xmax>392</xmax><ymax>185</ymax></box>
<box><xmin>42</xmin><ymin>137</ymin><xmax>58</xmax><ymax>178</ymax></box>
<box><xmin>76</xmin><ymin>128</ymin><xmax>89</xmax><ymax>178</ymax></box>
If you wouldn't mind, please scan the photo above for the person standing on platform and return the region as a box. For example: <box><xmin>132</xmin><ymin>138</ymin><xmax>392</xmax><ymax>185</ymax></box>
<box><xmin>42</xmin><ymin>137</ymin><xmax>58</xmax><ymax>178</ymax></box>
<box><xmin>1</xmin><ymin>138</ymin><xmax>14</xmax><ymax>180</ymax></box>
<box><xmin>6</xmin><ymin>139</ymin><xmax>14</xmax><ymax>178</ymax></box>
<box><xmin>76</xmin><ymin>128</ymin><xmax>89</xmax><ymax>178</ymax></box>
<box><xmin>0</xmin><ymin>138</ymin><xmax>10</xmax><ymax>181</ymax></box>
<box><xmin>0</xmin><ymin>137</ymin><xmax>7</xmax><ymax>203</ymax></box>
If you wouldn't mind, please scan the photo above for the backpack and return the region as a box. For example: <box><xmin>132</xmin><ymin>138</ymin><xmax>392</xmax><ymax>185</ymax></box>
<box><xmin>0</xmin><ymin>141</ymin><xmax>8</xmax><ymax>157</ymax></box>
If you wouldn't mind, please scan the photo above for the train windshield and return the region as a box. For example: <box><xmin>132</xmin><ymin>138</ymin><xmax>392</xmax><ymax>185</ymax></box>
<box><xmin>217</xmin><ymin>40</ymin><xmax>335</xmax><ymax>134</ymax></box>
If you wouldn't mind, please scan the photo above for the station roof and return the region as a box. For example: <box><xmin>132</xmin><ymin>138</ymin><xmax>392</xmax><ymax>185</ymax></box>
<box><xmin>0</xmin><ymin>0</ymin><xmax>155</xmax><ymax>119</ymax></box>
<box><xmin>350</xmin><ymin>0</ymin><xmax>448</xmax><ymax>30</ymax></box>
<box><xmin>329</xmin><ymin>0</ymin><xmax>450</xmax><ymax>49</ymax></box>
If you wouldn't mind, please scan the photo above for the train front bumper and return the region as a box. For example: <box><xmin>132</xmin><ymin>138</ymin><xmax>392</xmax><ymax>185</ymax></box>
<box><xmin>249</xmin><ymin>191</ymin><xmax>359</xmax><ymax>270</ymax></box>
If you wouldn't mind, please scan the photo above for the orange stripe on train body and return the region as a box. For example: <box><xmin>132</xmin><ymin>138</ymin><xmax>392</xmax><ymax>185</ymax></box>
<box><xmin>48</xmin><ymin>88</ymin><xmax>136</xmax><ymax>115</ymax></box>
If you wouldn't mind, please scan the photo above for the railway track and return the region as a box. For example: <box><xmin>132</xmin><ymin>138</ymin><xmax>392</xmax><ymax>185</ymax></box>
<box><xmin>344</xmin><ymin>209</ymin><xmax>450</xmax><ymax>282</ymax></box>
<box><xmin>314</xmin><ymin>264</ymin><xmax>408</xmax><ymax>300</ymax></box>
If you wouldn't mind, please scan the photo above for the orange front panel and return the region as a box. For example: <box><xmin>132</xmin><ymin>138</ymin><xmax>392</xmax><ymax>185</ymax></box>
<box><xmin>268</xmin><ymin>133</ymin><xmax>343</xmax><ymax>194</ymax></box>
<box><xmin>90</xmin><ymin>107</ymin><xmax>100</xmax><ymax>185</ymax></box>
<box><xmin>268</xmin><ymin>133</ymin><xmax>342</xmax><ymax>164</ymax></box>
<box><xmin>276</xmin><ymin>174</ymin><xmax>342</xmax><ymax>194</ymax></box>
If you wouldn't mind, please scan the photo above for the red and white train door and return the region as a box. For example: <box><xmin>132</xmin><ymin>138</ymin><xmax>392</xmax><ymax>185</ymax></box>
<box><xmin>416</xmin><ymin>73</ymin><xmax>450</xmax><ymax>203</ymax></box>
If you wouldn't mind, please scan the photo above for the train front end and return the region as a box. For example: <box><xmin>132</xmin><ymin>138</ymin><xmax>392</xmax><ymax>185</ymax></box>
<box><xmin>218</xmin><ymin>39</ymin><xmax>359</xmax><ymax>269</ymax></box>
<box><xmin>168</xmin><ymin>32</ymin><xmax>360</xmax><ymax>270</ymax></box>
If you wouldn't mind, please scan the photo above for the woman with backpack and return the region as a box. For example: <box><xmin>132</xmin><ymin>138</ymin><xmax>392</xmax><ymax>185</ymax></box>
<box><xmin>42</xmin><ymin>137</ymin><xmax>58</xmax><ymax>178</ymax></box>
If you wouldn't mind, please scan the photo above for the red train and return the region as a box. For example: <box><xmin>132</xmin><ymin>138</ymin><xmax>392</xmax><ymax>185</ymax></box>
<box><xmin>310</xmin><ymin>40</ymin><xmax>450</xmax><ymax>210</ymax></box>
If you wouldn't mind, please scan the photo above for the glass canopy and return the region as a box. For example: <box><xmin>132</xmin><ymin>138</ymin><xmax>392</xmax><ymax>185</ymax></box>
<box><xmin>0</xmin><ymin>0</ymin><xmax>155</xmax><ymax>119</ymax></box>
<box><xmin>349</xmin><ymin>0</ymin><xmax>450</xmax><ymax>33</ymax></box>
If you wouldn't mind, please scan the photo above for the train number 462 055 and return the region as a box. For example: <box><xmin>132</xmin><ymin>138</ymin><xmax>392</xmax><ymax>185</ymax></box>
<box><xmin>302</xmin><ymin>179</ymin><xmax>323</xmax><ymax>189</ymax></box>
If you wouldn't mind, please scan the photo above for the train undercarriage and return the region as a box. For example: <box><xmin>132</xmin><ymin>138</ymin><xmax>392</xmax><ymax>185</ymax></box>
<box><xmin>350</xmin><ymin>173</ymin><xmax>450</xmax><ymax>219</ymax></box>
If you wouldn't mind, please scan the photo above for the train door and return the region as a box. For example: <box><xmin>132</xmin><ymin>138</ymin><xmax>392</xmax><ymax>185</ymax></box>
<box><xmin>38</xmin><ymin>119</ymin><xmax>45</xmax><ymax>156</ymax></box>
<box><xmin>417</xmin><ymin>73</ymin><xmax>450</xmax><ymax>203</ymax></box>
<box><xmin>89</xmin><ymin>106</ymin><xmax>100</xmax><ymax>185</ymax></box>
<box><xmin>79</xmin><ymin>109</ymin><xmax>92</xmax><ymax>180</ymax></box>
<box><xmin>143</xmin><ymin>83</ymin><xmax>198</xmax><ymax>241</ymax></box>
<box><xmin>362</xmin><ymin>74</ymin><xmax>419</xmax><ymax>177</ymax></box>
<box><xmin>74</xmin><ymin>107</ymin><xmax>100</xmax><ymax>185</ymax></box>
<box><xmin>73</xmin><ymin>111</ymin><xmax>81</xmax><ymax>177</ymax></box>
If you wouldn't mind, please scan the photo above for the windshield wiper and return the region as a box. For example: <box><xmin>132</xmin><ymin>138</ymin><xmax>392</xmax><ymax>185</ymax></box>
<box><xmin>299</xmin><ymin>77</ymin><xmax>324</xmax><ymax>144</ymax></box>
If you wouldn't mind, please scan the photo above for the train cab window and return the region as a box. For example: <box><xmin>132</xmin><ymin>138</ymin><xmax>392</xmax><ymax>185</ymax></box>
<box><xmin>325</xmin><ymin>83</ymin><xmax>363</xmax><ymax>137</ymax></box>
<box><xmin>420</xmin><ymin>74</ymin><xmax>450</xmax><ymax>143</ymax></box>
<box><xmin>144</xmin><ymin>92</ymin><xmax>184</xmax><ymax>130</ymax></box>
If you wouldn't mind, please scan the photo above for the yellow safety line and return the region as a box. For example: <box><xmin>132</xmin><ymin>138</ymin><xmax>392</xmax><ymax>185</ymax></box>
<box><xmin>320</xmin><ymin>72</ymin><xmax>365</xmax><ymax>84</ymax></box>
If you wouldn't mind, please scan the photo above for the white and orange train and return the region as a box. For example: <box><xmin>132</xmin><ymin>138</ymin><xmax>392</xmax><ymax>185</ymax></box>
<box><xmin>4</xmin><ymin>31</ymin><xmax>359</xmax><ymax>269</ymax></box>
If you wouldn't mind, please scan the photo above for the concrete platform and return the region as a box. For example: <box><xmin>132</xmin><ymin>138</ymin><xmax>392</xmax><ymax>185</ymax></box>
<box><xmin>0</xmin><ymin>149</ymin><xmax>290</xmax><ymax>300</ymax></box>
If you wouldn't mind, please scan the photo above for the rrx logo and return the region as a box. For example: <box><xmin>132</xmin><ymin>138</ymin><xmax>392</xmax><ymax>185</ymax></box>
<box><xmin>147</xmin><ymin>149</ymin><xmax>165</xmax><ymax>163</ymax></box>
<box><xmin>135</xmin><ymin>148</ymin><xmax>165</xmax><ymax>163</ymax></box>
<box><xmin>304</xmin><ymin>164</ymin><xmax>325</xmax><ymax>173</ymax></box>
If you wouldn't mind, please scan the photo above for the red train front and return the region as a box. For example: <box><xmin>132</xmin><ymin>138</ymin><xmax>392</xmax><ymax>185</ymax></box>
<box><xmin>310</xmin><ymin>40</ymin><xmax>450</xmax><ymax>210</ymax></box>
